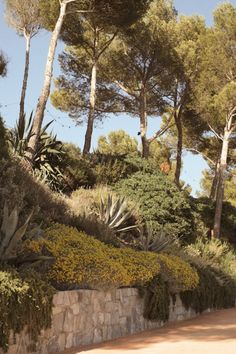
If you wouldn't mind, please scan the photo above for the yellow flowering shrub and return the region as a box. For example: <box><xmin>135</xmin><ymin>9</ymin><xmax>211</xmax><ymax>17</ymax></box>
<box><xmin>157</xmin><ymin>254</ymin><xmax>199</xmax><ymax>292</ymax></box>
<box><xmin>27</xmin><ymin>224</ymin><xmax>160</xmax><ymax>289</ymax></box>
<box><xmin>109</xmin><ymin>248</ymin><xmax>160</xmax><ymax>286</ymax></box>
<box><xmin>27</xmin><ymin>224</ymin><xmax>199</xmax><ymax>292</ymax></box>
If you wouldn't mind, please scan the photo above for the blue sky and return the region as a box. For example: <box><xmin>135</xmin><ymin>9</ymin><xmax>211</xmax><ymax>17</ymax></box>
<box><xmin>0</xmin><ymin>0</ymin><xmax>235</xmax><ymax>194</ymax></box>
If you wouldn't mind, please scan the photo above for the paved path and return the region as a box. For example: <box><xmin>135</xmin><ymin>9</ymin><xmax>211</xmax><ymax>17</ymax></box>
<box><xmin>56</xmin><ymin>308</ymin><xmax>236</xmax><ymax>354</ymax></box>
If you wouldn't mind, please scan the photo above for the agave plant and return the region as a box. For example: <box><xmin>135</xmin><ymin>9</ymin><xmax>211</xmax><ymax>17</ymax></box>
<box><xmin>8</xmin><ymin>113</ymin><xmax>65</xmax><ymax>191</ymax></box>
<box><xmin>0</xmin><ymin>203</ymin><xmax>34</xmax><ymax>261</ymax></box>
<box><xmin>96</xmin><ymin>193</ymin><xmax>138</xmax><ymax>234</ymax></box>
<box><xmin>139</xmin><ymin>223</ymin><xmax>178</xmax><ymax>252</ymax></box>
<box><xmin>0</xmin><ymin>203</ymin><xmax>52</xmax><ymax>265</ymax></box>
<box><xmin>8</xmin><ymin>112</ymin><xmax>34</xmax><ymax>155</ymax></box>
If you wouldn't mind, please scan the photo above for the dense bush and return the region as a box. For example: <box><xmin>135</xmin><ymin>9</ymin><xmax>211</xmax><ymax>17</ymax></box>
<box><xmin>26</xmin><ymin>224</ymin><xmax>161</xmax><ymax>289</ymax></box>
<box><xmin>157</xmin><ymin>254</ymin><xmax>199</xmax><ymax>292</ymax></box>
<box><xmin>0</xmin><ymin>158</ymin><xmax>75</xmax><ymax>228</ymax></box>
<box><xmin>140</xmin><ymin>276</ymin><xmax>171</xmax><ymax>322</ymax></box>
<box><xmin>26</xmin><ymin>224</ymin><xmax>198</xmax><ymax>292</ymax></box>
<box><xmin>180</xmin><ymin>266</ymin><xmax>236</xmax><ymax>314</ymax></box>
<box><xmin>0</xmin><ymin>267</ymin><xmax>54</xmax><ymax>352</ymax></box>
<box><xmin>114</xmin><ymin>171</ymin><xmax>195</xmax><ymax>241</ymax></box>
<box><xmin>185</xmin><ymin>237</ymin><xmax>236</xmax><ymax>281</ymax></box>
<box><xmin>58</xmin><ymin>147</ymin><xmax>138</xmax><ymax>190</ymax></box>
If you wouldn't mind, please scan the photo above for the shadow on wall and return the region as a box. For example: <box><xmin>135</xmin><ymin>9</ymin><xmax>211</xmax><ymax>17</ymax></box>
<box><xmin>62</xmin><ymin>308</ymin><xmax>236</xmax><ymax>354</ymax></box>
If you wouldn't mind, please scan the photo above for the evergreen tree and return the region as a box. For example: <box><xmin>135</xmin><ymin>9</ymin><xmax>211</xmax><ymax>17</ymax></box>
<box><xmin>26</xmin><ymin>0</ymin><xmax>149</xmax><ymax>162</ymax></box>
<box><xmin>193</xmin><ymin>3</ymin><xmax>236</xmax><ymax>238</ymax></box>
<box><xmin>4</xmin><ymin>0</ymin><xmax>41</xmax><ymax>128</ymax></box>
<box><xmin>97</xmin><ymin>130</ymin><xmax>138</xmax><ymax>155</ymax></box>
<box><xmin>99</xmin><ymin>0</ymin><xmax>178</xmax><ymax>158</ymax></box>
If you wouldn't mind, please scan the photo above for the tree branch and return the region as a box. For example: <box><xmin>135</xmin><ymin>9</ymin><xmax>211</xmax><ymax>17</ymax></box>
<box><xmin>185</xmin><ymin>148</ymin><xmax>215</xmax><ymax>166</ymax></box>
<box><xmin>208</xmin><ymin>123</ymin><xmax>223</xmax><ymax>141</ymax></box>
<box><xmin>114</xmin><ymin>81</ymin><xmax>138</xmax><ymax>99</ymax></box>
<box><xmin>97</xmin><ymin>32</ymin><xmax>118</xmax><ymax>59</ymax></box>
<box><xmin>148</xmin><ymin>115</ymin><xmax>174</xmax><ymax>143</ymax></box>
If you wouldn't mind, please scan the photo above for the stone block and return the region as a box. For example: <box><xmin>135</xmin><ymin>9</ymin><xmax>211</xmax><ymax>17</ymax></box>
<box><xmin>52</xmin><ymin>306</ymin><xmax>63</xmax><ymax>316</ymax></box>
<box><xmin>97</xmin><ymin>312</ymin><xmax>105</xmax><ymax>325</ymax></box>
<box><xmin>58</xmin><ymin>333</ymin><xmax>66</xmax><ymax>351</ymax></box>
<box><xmin>52</xmin><ymin>311</ymin><xmax>65</xmax><ymax>334</ymax></box>
<box><xmin>81</xmin><ymin>333</ymin><xmax>94</xmax><ymax>346</ymax></box>
<box><xmin>68</xmin><ymin>291</ymin><xmax>80</xmax><ymax>305</ymax></box>
<box><xmin>104</xmin><ymin>313</ymin><xmax>111</xmax><ymax>325</ymax></box>
<box><xmin>93</xmin><ymin>328</ymin><xmax>103</xmax><ymax>344</ymax></box>
<box><xmin>105</xmin><ymin>301</ymin><xmax>114</xmax><ymax>313</ymax></box>
<box><xmin>63</xmin><ymin>310</ymin><xmax>74</xmax><ymax>333</ymax></box>
<box><xmin>73</xmin><ymin>333</ymin><xmax>83</xmax><ymax>347</ymax></box>
<box><xmin>65</xmin><ymin>333</ymin><xmax>73</xmax><ymax>349</ymax></box>
<box><xmin>93</xmin><ymin>298</ymin><xmax>102</xmax><ymax>312</ymax></box>
<box><xmin>71</xmin><ymin>303</ymin><xmax>80</xmax><ymax>316</ymax></box>
<box><xmin>112</xmin><ymin>324</ymin><xmax>122</xmax><ymax>339</ymax></box>
<box><xmin>53</xmin><ymin>292</ymin><xmax>64</xmax><ymax>307</ymax></box>
<box><xmin>104</xmin><ymin>292</ymin><xmax>112</xmax><ymax>302</ymax></box>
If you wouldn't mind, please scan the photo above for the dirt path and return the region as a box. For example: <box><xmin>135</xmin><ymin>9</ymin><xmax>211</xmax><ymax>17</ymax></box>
<box><xmin>56</xmin><ymin>308</ymin><xmax>236</xmax><ymax>354</ymax></box>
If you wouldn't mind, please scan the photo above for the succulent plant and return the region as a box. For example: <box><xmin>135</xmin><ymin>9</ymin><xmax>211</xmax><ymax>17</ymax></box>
<box><xmin>0</xmin><ymin>204</ymin><xmax>53</xmax><ymax>266</ymax></box>
<box><xmin>0</xmin><ymin>203</ymin><xmax>33</xmax><ymax>261</ymax></box>
<box><xmin>8</xmin><ymin>113</ymin><xmax>64</xmax><ymax>191</ymax></box>
<box><xmin>97</xmin><ymin>193</ymin><xmax>138</xmax><ymax>234</ymax></box>
<box><xmin>139</xmin><ymin>223</ymin><xmax>178</xmax><ymax>253</ymax></box>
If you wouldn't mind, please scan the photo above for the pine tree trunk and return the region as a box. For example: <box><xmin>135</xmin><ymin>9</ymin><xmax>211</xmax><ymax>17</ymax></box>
<box><xmin>210</xmin><ymin>159</ymin><xmax>220</xmax><ymax>200</ymax></box>
<box><xmin>139</xmin><ymin>87</ymin><xmax>149</xmax><ymax>158</ymax></box>
<box><xmin>19</xmin><ymin>34</ymin><xmax>31</xmax><ymax>128</ymax></box>
<box><xmin>174</xmin><ymin>111</ymin><xmax>183</xmax><ymax>188</ymax></box>
<box><xmin>26</xmin><ymin>1</ymin><xmax>68</xmax><ymax>165</ymax></box>
<box><xmin>213</xmin><ymin>129</ymin><xmax>230</xmax><ymax>238</ymax></box>
<box><xmin>83</xmin><ymin>62</ymin><xmax>97</xmax><ymax>155</ymax></box>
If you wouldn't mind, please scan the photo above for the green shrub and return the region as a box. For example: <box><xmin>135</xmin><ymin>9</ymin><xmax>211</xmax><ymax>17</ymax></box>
<box><xmin>0</xmin><ymin>117</ymin><xmax>9</xmax><ymax>160</ymax></box>
<box><xmin>94</xmin><ymin>155</ymin><xmax>135</xmax><ymax>185</ymax></box>
<box><xmin>114</xmin><ymin>171</ymin><xmax>195</xmax><ymax>241</ymax></box>
<box><xmin>157</xmin><ymin>253</ymin><xmax>199</xmax><ymax>292</ymax></box>
<box><xmin>139</xmin><ymin>276</ymin><xmax>170</xmax><ymax>322</ymax></box>
<box><xmin>185</xmin><ymin>237</ymin><xmax>236</xmax><ymax>281</ymax></box>
<box><xmin>59</xmin><ymin>145</ymin><xmax>96</xmax><ymax>191</ymax></box>
<box><xmin>0</xmin><ymin>267</ymin><xmax>54</xmax><ymax>352</ymax></box>
<box><xmin>26</xmin><ymin>224</ymin><xmax>161</xmax><ymax>290</ymax></box>
<box><xmin>0</xmin><ymin>158</ymin><xmax>76</xmax><ymax>228</ymax></box>
<box><xmin>180</xmin><ymin>266</ymin><xmax>236</xmax><ymax>314</ymax></box>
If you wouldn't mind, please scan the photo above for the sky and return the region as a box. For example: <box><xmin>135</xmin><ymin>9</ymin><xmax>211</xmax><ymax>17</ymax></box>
<box><xmin>0</xmin><ymin>0</ymin><xmax>235</xmax><ymax>195</ymax></box>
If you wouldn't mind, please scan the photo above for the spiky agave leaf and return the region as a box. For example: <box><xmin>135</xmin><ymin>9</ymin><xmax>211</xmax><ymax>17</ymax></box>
<box><xmin>97</xmin><ymin>193</ymin><xmax>138</xmax><ymax>234</ymax></box>
<box><xmin>5</xmin><ymin>209</ymin><xmax>34</xmax><ymax>258</ymax></box>
<box><xmin>0</xmin><ymin>204</ymin><xmax>19</xmax><ymax>257</ymax></box>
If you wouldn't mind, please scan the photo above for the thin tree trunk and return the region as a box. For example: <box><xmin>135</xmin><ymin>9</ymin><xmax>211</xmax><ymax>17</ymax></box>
<box><xmin>174</xmin><ymin>111</ymin><xmax>183</xmax><ymax>188</ymax></box>
<box><xmin>19</xmin><ymin>33</ymin><xmax>31</xmax><ymax>128</ymax></box>
<box><xmin>139</xmin><ymin>86</ymin><xmax>149</xmax><ymax>158</ymax></box>
<box><xmin>213</xmin><ymin>129</ymin><xmax>230</xmax><ymax>238</ymax></box>
<box><xmin>210</xmin><ymin>159</ymin><xmax>220</xmax><ymax>200</ymax></box>
<box><xmin>83</xmin><ymin>61</ymin><xmax>97</xmax><ymax>155</ymax></box>
<box><xmin>26</xmin><ymin>1</ymin><xmax>68</xmax><ymax>165</ymax></box>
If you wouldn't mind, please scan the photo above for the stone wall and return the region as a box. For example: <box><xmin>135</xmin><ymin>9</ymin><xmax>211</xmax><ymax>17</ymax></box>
<box><xmin>4</xmin><ymin>288</ymin><xmax>198</xmax><ymax>354</ymax></box>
